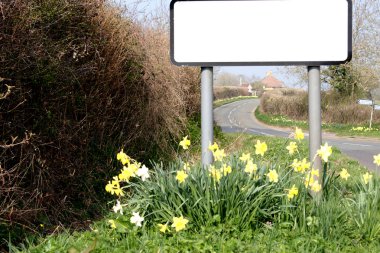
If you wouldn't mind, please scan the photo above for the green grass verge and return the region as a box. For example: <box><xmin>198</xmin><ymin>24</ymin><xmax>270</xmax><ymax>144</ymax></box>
<box><xmin>255</xmin><ymin>107</ymin><xmax>380</xmax><ymax>139</ymax></box>
<box><xmin>13</xmin><ymin>133</ymin><xmax>380</xmax><ymax>253</ymax></box>
<box><xmin>213</xmin><ymin>96</ymin><xmax>258</xmax><ymax>108</ymax></box>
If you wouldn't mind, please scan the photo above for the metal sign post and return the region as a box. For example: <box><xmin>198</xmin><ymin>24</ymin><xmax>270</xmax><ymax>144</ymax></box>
<box><xmin>308</xmin><ymin>66</ymin><xmax>322</xmax><ymax>184</ymax></box>
<box><xmin>201</xmin><ymin>67</ymin><xmax>214</xmax><ymax>165</ymax></box>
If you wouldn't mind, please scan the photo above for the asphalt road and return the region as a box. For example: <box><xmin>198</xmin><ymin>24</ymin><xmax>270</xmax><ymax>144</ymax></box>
<box><xmin>214</xmin><ymin>99</ymin><xmax>380</xmax><ymax>173</ymax></box>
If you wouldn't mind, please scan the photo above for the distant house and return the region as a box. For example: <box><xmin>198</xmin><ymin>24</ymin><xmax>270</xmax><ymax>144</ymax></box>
<box><xmin>261</xmin><ymin>71</ymin><xmax>285</xmax><ymax>90</ymax></box>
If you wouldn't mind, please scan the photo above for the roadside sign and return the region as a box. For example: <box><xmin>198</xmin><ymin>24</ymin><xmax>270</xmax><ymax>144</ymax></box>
<box><xmin>170</xmin><ymin>0</ymin><xmax>352</xmax><ymax>66</ymax></box>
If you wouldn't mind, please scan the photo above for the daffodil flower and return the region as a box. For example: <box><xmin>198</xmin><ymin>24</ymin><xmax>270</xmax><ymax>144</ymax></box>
<box><xmin>363</xmin><ymin>172</ymin><xmax>372</xmax><ymax>185</ymax></box>
<box><xmin>339</xmin><ymin>169</ymin><xmax>350</xmax><ymax>180</ymax></box>
<box><xmin>317</xmin><ymin>143</ymin><xmax>332</xmax><ymax>162</ymax></box>
<box><xmin>179</xmin><ymin>136</ymin><xmax>191</xmax><ymax>150</ymax></box>
<box><xmin>286</xmin><ymin>142</ymin><xmax>298</xmax><ymax>155</ymax></box>
<box><xmin>130</xmin><ymin>212</ymin><xmax>144</xmax><ymax>227</ymax></box>
<box><xmin>294</xmin><ymin>127</ymin><xmax>304</xmax><ymax>141</ymax></box>
<box><xmin>171</xmin><ymin>216</ymin><xmax>189</xmax><ymax>232</ymax></box>
<box><xmin>176</xmin><ymin>170</ymin><xmax>188</xmax><ymax>183</ymax></box>
<box><xmin>112</xmin><ymin>200</ymin><xmax>123</xmax><ymax>215</ymax></box>
<box><xmin>136</xmin><ymin>165</ymin><xmax>150</xmax><ymax>181</ymax></box>
<box><xmin>374</xmin><ymin>154</ymin><xmax>380</xmax><ymax>166</ymax></box>
<box><xmin>266</xmin><ymin>169</ymin><xmax>279</xmax><ymax>183</ymax></box>
<box><xmin>287</xmin><ymin>185</ymin><xmax>299</xmax><ymax>200</ymax></box>
<box><xmin>158</xmin><ymin>223</ymin><xmax>169</xmax><ymax>233</ymax></box>
<box><xmin>255</xmin><ymin>140</ymin><xmax>268</xmax><ymax>157</ymax></box>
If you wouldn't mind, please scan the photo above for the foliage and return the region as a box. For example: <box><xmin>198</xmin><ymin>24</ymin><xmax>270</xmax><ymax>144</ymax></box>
<box><xmin>0</xmin><ymin>0</ymin><xmax>200</xmax><ymax>246</ymax></box>
<box><xmin>16</xmin><ymin>131</ymin><xmax>380</xmax><ymax>252</ymax></box>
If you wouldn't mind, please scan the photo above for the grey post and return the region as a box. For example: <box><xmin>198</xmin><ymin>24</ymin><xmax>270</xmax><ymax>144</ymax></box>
<box><xmin>308</xmin><ymin>66</ymin><xmax>322</xmax><ymax>181</ymax></box>
<box><xmin>201</xmin><ymin>67</ymin><xmax>214</xmax><ymax>166</ymax></box>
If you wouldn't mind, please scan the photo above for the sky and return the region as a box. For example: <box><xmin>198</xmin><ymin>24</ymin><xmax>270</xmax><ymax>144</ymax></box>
<box><xmin>118</xmin><ymin>0</ymin><xmax>299</xmax><ymax>86</ymax></box>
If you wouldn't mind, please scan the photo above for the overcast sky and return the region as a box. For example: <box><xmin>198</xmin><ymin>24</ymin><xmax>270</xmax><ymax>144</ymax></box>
<box><xmin>118</xmin><ymin>0</ymin><xmax>300</xmax><ymax>86</ymax></box>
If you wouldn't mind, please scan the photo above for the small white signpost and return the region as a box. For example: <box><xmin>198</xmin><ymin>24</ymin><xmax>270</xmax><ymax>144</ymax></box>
<box><xmin>170</xmin><ymin>0</ymin><xmax>352</xmax><ymax>178</ymax></box>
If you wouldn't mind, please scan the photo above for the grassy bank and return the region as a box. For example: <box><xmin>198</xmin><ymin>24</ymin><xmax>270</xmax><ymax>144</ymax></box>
<box><xmin>13</xmin><ymin>132</ymin><xmax>380</xmax><ymax>252</ymax></box>
<box><xmin>213</xmin><ymin>96</ymin><xmax>258</xmax><ymax>108</ymax></box>
<box><xmin>255</xmin><ymin>107</ymin><xmax>380</xmax><ymax>138</ymax></box>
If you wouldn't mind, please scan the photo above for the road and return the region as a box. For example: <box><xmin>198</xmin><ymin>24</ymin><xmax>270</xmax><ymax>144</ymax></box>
<box><xmin>214</xmin><ymin>99</ymin><xmax>380</xmax><ymax>173</ymax></box>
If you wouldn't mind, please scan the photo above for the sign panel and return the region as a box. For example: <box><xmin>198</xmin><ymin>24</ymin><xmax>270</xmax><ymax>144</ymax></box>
<box><xmin>170</xmin><ymin>0</ymin><xmax>352</xmax><ymax>66</ymax></box>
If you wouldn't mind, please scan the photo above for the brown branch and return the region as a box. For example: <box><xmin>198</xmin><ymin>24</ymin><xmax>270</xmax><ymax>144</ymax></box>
<box><xmin>0</xmin><ymin>132</ymin><xmax>33</xmax><ymax>149</ymax></box>
<box><xmin>0</xmin><ymin>83</ymin><xmax>14</xmax><ymax>100</ymax></box>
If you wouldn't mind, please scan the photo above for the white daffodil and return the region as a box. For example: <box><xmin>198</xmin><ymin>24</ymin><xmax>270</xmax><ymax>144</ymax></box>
<box><xmin>136</xmin><ymin>165</ymin><xmax>150</xmax><ymax>181</ymax></box>
<box><xmin>112</xmin><ymin>200</ymin><xmax>123</xmax><ymax>214</ymax></box>
<box><xmin>130</xmin><ymin>212</ymin><xmax>144</xmax><ymax>227</ymax></box>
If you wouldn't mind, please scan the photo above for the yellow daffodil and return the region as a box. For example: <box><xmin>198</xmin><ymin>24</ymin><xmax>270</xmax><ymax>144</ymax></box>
<box><xmin>208</xmin><ymin>142</ymin><xmax>219</xmax><ymax>152</ymax></box>
<box><xmin>363</xmin><ymin>172</ymin><xmax>372</xmax><ymax>185</ymax></box>
<box><xmin>317</xmin><ymin>143</ymin><xmax>332</xmax><ymax>162</ymax></box>
<box><xmin>213</xmin><ymin>148</ymin><xmax>226</xmax><ymax>162</ymax></box>
<box><xmin>310</xmin><ymin>181</ymin><xmax>322</xmax><ymax>193</ymax></box>
<box><xmin>295</xmin><ymin>127</ymin><xmax>304</xmax><ymax>141</ymax></box>
<box><xmin>311</xmin><ymin>168</ymin><xmax>319</xmax><ymax>177</ymax></box>
<box><xmin>291</xmin><ymin>158</ymin><xmax>310</xmax><ymax>173</ymax></box>
<box><xmin>339</xmin><ymin>169</ymin><xmax>350</xmax><ymax>180</ymax></box>
<box><xmin>255</xmin><ymin>140</ymin><xmax>268</xmax><ymax>157</ymax></box>
<box><xmin>179</xmin><ymin>136</ymin><xmax>191</xmax><ymax>150</ymax></box>
<box><xmin>221</xmin><ymin>164</ymin><xmax>232</xmax><ymax>176</ymax></box>
<box><xmin>244</xmin><ymin>160</ymin><xmax>258</xmax><ymax>174</ymax></box>
<box><xmin>171</xmin><ymin>216</ymin><xmax>189</xmax><ymax>232</ymax></box>
<box><xmin>176</xmin><ymin>170</ymin><xmax>188</xmax><ymax>183</ymax></box>
<box><xmin>239</xmin><ymin>153</ymin><xmax>251</xmax><ymax>162</ymax></box>
<box><xmin>287</xmin><ymin>185</ymin><xmax>299</xmax><ymax>200</ymax></box>
<box><xmin>266</xmin><ymin>169</ymin><xmax>279</xmax><ymax>183</ymax></box>
<box><xmin>304</xmin><ymin>173</ymin><xmax>315</xmax><ymax>188</ymax></box>
<box><xmin>286</xmin><ymin>142</ymin><xmax>298</xmax><ymax>155</ymax></box>
<box><xmin>108</xmin><ymin>219</ymin><xmax>116</xmax><ymax>229</ymax></box>
<box><xmin>158</xmin><ymin>223</ymin><xmax>169</xmax><ymax>233</ymax></box>
<box><xmin>105</xmin><ymin>176</ymin><xmax>124</xmax><ymax>196</ymax></box>
<box><xmin>374</xmin><ymin>154</ymin><xmax>380</xmax><ymax>166</ymax></box>
<box><xmin>118</xmin><ymin>166</ymin><xmax>135</xmax><ymax>182</ymax></box>
<box><xmin>117</xmin><ymin>150</ymin><xmax>130</xmax><ymax>165</ymax></box>
<box><xmin>209</xmin><ymin>166</ymin><xmax>222</xmax><ymax>182</ymax></box>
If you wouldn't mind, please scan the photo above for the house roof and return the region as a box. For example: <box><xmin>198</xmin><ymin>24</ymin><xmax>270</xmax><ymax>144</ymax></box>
<box><xmin>261</xmin><ymin>72</ymin><xmax>285</xmax><ymax>88</ymax></box>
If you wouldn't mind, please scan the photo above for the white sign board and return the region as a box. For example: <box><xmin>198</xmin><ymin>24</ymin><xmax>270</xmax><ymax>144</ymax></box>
<box><xmin>170</xmin><ymin>0</ymin><xmax>352</xmax><ymax>66</ymax></box>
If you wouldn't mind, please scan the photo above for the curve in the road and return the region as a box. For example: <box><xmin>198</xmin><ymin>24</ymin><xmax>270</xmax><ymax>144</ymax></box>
<box><xmin>214</xmin><ymin>98</ymin><xmax>380</xmax><ymax>173</ymax></box>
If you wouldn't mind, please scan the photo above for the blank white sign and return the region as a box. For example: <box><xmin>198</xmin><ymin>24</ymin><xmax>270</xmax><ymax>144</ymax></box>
<box><xmin>170</xmin><ymin>0</ymin><xmax>352</xmax><ymax>66</ymax></box>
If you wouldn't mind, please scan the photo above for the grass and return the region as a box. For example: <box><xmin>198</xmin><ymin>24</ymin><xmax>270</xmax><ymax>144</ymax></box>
<box><xmin>12</xmin><ymin>132</ymin><xmax>380</xmax><ymax>253</ymax></box>
<box><xmin>255</xmin><ymin>107</ymin><xmax>380</xmax><ymax>139</ymax></box>
<box><xmin>213</xmin><ymin>96</ymin><xmax>258</xmax><ymax>108</ymax></box>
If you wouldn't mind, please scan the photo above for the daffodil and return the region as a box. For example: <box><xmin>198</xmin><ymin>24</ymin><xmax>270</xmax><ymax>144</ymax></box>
<box><xmin>213</xmin><ymin>148</ymin><xmax>226</xmax><ymax>162</ymax></box>
<box><xmin>183</xmin><ymin>162</ymin><xmax>191</xmax><ymax>171</ymax></box>
<box><xmin>244</xmin><ymin>160</ymin><xmax>257</xmax><ymax>174</ymax></box>
<box><xmin>310</xmin><ymin>168</ymin><xmax>319</xmax><ymax>177</ymax></box>
<box><xmin>158</xmin><ymin>223</ymin><xmax>169</xmax><ymax>233</ymax></box>
<box><xmin>176</xmin><ymin>170</ymin><xmax>188</xmax><ymax>183</ymax></box>
<box><xmin>239</xmin><ymin>153</ymin><xmax>251</xmax><ymax>162</ymax></box>
<box><xmin>295</xmin><ymin>127</ymin><xmax>304</xmax><ymax>141</ymax></box>
<box><xmin>310</xmin><ymin>181</ymin><xmax>322</xmax><ymax>193</ymax></box>
<box><xmin>374</xmin><ymin>154</ymin><xmax>380</xmax><ymax>166</ymax></box>
<box><xmin>108</xmin><ymin>219</ymin><xmax>116</xmax><ymax>229</ymax></box>
<box><xmin>339</xmin><ymin>168</ymin><xmax>350</xmax><ymax>180</ymax></box>
<box><xmin>255</xmin><ymin>140</ymin><xmax>268</xmax><ymax>157</ymax></box>
<box><xmin>179</xmin><ymin>136</ymin><xmax>191</xmax><ymax>150</ymax></box>
<box><xmin>112</xmin><ymin>200</ymin><xmax>123</xmax><ymax>215</ymax></box>
<box><xmin>363</xmin><ymin>172</ymin><xmax>372</xmax><ymax>185</ymax></box>
<box><xmin>117</xmin><ymin>150</ymin><xmax>130</xmax><ymax>165</ymax></box>
<box><xmin>266</xmin><ymin>169</ymin><xmax>279</xmax><ymax>183</ymax></box>
<box><xmin>136</xmin><ymin>165</ymin><xmax>150</xmax><ymax>181</ymax></box>
<box><xmin>171</xmin><ymin>216</ymin><xmax>189</xmax><ymax>232</ymax></box>
<box><xmin>287</xmin><ymin>185</ymin><xmax>299</xmax><ymax>200</ymax></box>
<box><xmin>317</xmin><ymin>143</ymin><xmax>332</xmax><ymax>162</ymax></box>
<box><xmin>291</xmin><ymin>158</ymin><xmax>310</xmax><ymax>173</ymax></box>
<box><xmin>221</xmin><ymin>164</ymin><xmax>232</xmax><ymax>176</ymax></box>
<box><xmin>105</xmin><ymin>176</ymin><xmax>124</xmax><ymax>196</ymax></box>
<box><xmin>208</xmin><ymin>142</ymin><xmax>219</xmax><ymax>152</ymax></box>
<box><xmin>209</xmin><ymin>166</ymin><xmax>222</xmax><ymax>182</ymax></box>
<box><xmin>118</xmin><ymin>166</ymin><xmax>135</xmax><ymax>182</ymax></box>
<box><xmin>304</xmin><ymin>172</ymin><xmax>315</xmax><ymax>188</ymax></box>
<box><xmin>286</xmin><ymin>142</ymin><xmax>298</xmax><ymax>155</ymax></box>
<box><xmin>130</xmin><ymin>212</ymin><xmax>144</xmax><ymax>227</ymax></box>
